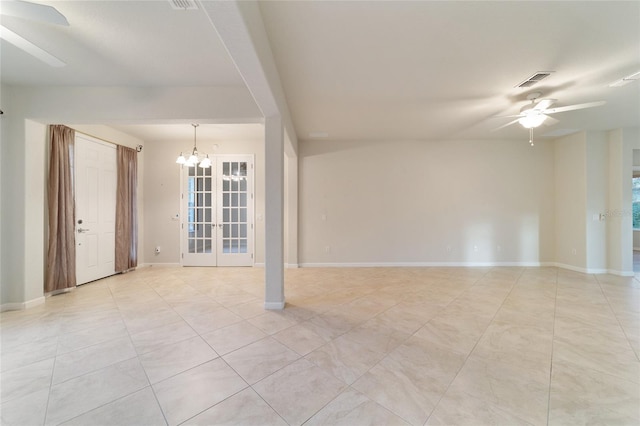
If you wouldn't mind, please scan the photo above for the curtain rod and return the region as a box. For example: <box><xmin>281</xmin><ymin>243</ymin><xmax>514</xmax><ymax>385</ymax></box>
<box><xmin>73</xmin><ymin>128</ymin><xmax>143</xmax><ymax>153</ymax></box>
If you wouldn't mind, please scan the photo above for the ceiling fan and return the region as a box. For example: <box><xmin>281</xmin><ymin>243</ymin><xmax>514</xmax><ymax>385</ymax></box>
<box><xmin>0</xmin><ymin>0</ymin><xmax>69</xmax><ymax>67</ymax></box>
<box><xmin>493</xmin><ymin>92</ymin><xmax>606</xmax><ymax>146</ymax></box>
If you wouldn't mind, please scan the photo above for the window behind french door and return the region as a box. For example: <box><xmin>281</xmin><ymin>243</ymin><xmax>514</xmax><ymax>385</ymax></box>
<box><xmin>181</xmin><ymin>155</ymin><xmax>254</xmax><ymax>267</ymax></box>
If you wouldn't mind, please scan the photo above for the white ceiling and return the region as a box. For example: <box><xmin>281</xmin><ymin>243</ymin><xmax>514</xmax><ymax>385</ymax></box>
<box><xmin>1</xmin><ymin>1</ymin><xmax>639</xmax><ymax>143</ymax></box>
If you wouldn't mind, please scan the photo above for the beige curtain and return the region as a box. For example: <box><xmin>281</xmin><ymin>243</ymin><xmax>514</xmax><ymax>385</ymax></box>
<box><xmin>115</xmin><ymin>145</ymin><xmax>138</xmax><ymax>272</ymax></box>
<box><xmin>46</xmin><ymin>125</ymin><xmax>76</xmax><ymax>292</ymax></box>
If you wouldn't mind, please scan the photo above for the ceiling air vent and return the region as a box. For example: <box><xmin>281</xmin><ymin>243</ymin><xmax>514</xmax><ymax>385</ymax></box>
<box><xmin>515</xmin><ymin>71</ymin><xmax>554</xmax><ymax>88</ymax></box>
<box><xmin>168</xmin><ymin>0</ymin><xmax>198</xmax><ymax>10</ymax></box>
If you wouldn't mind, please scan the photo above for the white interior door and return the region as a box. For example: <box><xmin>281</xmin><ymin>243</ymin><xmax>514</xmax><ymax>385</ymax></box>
<box><xmin>75</xmin><ymin>135</ymin><xmax>117</xmax><ymax>285</ymax></box>
<box><xmin>181</xmin><ymin>155</ymin><xmax>254</xmax><ymax>267</ymax></box>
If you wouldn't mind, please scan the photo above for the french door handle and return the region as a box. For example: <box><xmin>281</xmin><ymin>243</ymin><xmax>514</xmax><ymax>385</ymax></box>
<box><xmin>77</xmin><ymin>228</ymin><xmax>90</xmax><ymax>233</ymax></box>
<box><xmin>218</xmin><ymin>224</ymin><xmax>223</xmax><ymax>228</ymax></box>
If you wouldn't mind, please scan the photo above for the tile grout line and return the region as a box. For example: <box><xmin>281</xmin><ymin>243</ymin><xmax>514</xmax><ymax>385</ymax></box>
<box><xmin>593</xmin><ymin>274</ymin><xmax>640</xmax><ymax>363</ymax></box>
<box><xmin>423</xmin><ymin>266</ymin><xmax>526</xmax><ymax>424</ymax></box>
<box><xmin>545</xmin><ymin>267</ymin><xmax>559</xmax><ymax>426</ymax></box>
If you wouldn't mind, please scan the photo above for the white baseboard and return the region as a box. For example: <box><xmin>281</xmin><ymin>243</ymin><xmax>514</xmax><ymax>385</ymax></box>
<box><xmin>607</xmin><ymin>269</ymin><xmax>635</xmax><ymax>277</ymax></box>
<box><xmin>264</xmin><ymin>300</ymin><xmax>285</xmax><ymax>310</ymax></box>
<box><xmin>252</xmin><ymin>263</ymin><xmax>299</xmax><ymax>268</ymax></box>
<box><xmin>298</xmin><ymin>261</ymin><xmax>549</xmax><ymax>268</ymax></box>
<box><xmin>553</xmin><ymin>263</ymin><xmax>608</xmax><ymax>274</ymax></box>
<box><xmin>140</xmin><ymin>263</ymin><xmax>181</xmax><ymax>267</ymax></box>
<box><xmin>1</xmin><ymin>296</ymin><xmax>45</xmax><ymax>312</ymax></box>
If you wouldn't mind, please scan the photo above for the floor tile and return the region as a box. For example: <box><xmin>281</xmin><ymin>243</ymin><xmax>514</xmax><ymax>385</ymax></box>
<box><xmin>56</xmin><ymin>320</ymin><xmax>129</xmax><ymax>355</ymax></box>
<box><xmin>253</xmin><ymin>358</ymin><xmax>348</xmax><ymax>425</ymax></box>
<box><xmin>352</xmin><ymin>354</ymin><xmax>443</xmax><ymax>426</ymax></box>
<box><xmin>130</xmin><ymin>320</ymin><xmax>197</xmax><ymax>355</ymax></box>
<box><xmin>427</xmin><ymin>385</ymin><xmax>534</xmax><ymax>425</ymax></box>
<box><xmin>305</xmin><ymin>387</ymin><xmax>410</xmax><ymax>426</ymax></box>
<box><xmin>247</xmin><ymin>311</ymin><xmax>298</xmax><ymax>335</ymax></box>
<box><xmin>184</xmin><ymin>387</ymin><xmax>286</xmax><ymax>426</ymax></box>
<box><xmin>52</xmin><ymin>336</ymin><xmax>137</xmax><ymax>384</ymax></box>
<box><xmin>272</xmin><ymin>322</ymin><xmax>326</xmax><ymax>355</ymax></box>
<box><xmin>0</xmin><ymin>336</ymin><xmax>58</xmax><ymax>372</ymax></box>
<box><xmin>139</xmin><ymin>335</ymin><xmax>218</xmax><ymax>383</ymax></box>
<box><xmin>1</xmin><ymin>265</ymin><xmax>639</xmax><ymax>426</ymax></box>
<box><xmin>183</xmin><ymin>308</ymin><xmax>243</xmax><ymax>334</ymax></box>
<box><xmin>445</xmin><ymin>355</ymin><xmax>549</xmax><ymax>426</ymax></box>
<box><xmin>201</xmin><ymin>320</ymin><xmax>267</xmax><ymax>355</ymax></box>
<box><xmin>152</xmin><ymin>358</ymin><xmax>247</xmax><ymax>426</ymax></box>
<box><xmin>0</xmin><ymin>358</ymin><xmax>55</xmax><ymax>403</ymax></box>
<box><xmin>305</xmin><ymin>335</ymin><xmax>385</xmax><ymax>384</ymax></box>
<box><xmin>45</xmin><ymin>358</ymin><xmax>149</xmax><ymax>425</ymax></box>
<box><xmin>223</xmin><ymin>337</ymin><xmax>300</xmax><ymax>384</ymax></box>
<box><xmin>0</xmin><ymin>388</ymin><xmax>49</xmax><ymax>426</ymax></box>
<box><xmin>60</xmin><ymin>387</ymin><xmax>167</xmax><ymax>426</ymax></box>
<box><xmin>549</xmin><ymin>359</ymin><xmax>640</xmax><ymax>425</ymax></box>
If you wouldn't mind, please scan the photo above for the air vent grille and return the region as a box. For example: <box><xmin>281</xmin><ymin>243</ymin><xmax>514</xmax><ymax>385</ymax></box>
<box><xmin>169</xmin><ymin>0</ymin><xmax>198</xmax><ymax>10</ymax></box>
<box><xmin>516</xmin><ymin>72</ymin><xmax>554</xmax><ymax>88</ymax></box>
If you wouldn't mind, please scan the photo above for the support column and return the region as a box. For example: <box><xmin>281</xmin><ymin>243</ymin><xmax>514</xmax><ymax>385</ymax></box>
<box><xmin>264</xmin><ymin>116</ymin><xmax>285</xmax><ymax>309</ymax></box>
<box><xmin>285</xmin><ymin>152</ymin><xmax>298</xmax><ymax>268</ymax></box>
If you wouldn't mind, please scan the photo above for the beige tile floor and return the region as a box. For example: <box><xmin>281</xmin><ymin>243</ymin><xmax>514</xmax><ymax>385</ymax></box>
<box><xmin>1</xmin><ymin>266</ymin><xmax>639</xmax><ymax>425</ymax></box>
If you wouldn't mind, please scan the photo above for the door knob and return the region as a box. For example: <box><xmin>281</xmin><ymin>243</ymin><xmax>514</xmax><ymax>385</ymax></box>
<box><xmin>77</xmin><ymin>228</ymin><xmax>90</xmax><ymax>233</ymax></box>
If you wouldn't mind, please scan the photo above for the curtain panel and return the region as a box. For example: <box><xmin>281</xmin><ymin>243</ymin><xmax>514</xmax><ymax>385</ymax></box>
<box><xmin>45</xmin><ymin>125</ymin><xmax>76</xmax><ymax>292</ymax></box>
<box><xmin>115</xmin><ymin>146</ymin><xmax>138</xmax><ymax>272</ymax></box>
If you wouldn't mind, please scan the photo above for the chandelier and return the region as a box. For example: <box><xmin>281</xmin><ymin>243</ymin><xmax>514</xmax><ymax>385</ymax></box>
<box><xmin>176</xmin><ymin>124</ymin><xmax>211</xmax><ymax>168</ymax></box>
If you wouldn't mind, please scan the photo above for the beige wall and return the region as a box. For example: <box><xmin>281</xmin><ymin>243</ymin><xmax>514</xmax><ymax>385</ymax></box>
<box><xmin>299</xmin><ymin>139</ymin><xmax>556</xmax><ymax>265</ymax></box>
<box><xmin>585</xmin><ymin>132</ymin><xmax>608</xmax><ymax>272</ymax></box>
<box><xmin>143</xmin><ymin>138</ymin><xmax>265</xmax><ymax>264</ymax></box>
<box><xmin>554</xmin><ymin>132</ymin><xmax>588</xmax><ymax>270</ymax></box>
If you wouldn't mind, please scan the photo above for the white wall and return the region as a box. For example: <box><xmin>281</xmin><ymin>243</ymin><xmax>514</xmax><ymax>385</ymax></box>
<box><xmin>585</xmin><ymin>132</ymin><xmax>608</xmax><ymax>272</ymax></box>
<box><xmin>554</xmin><ymin>132</ymin><xmax>588</xmax><ymax>270</ymax></box>
<box><xmin>143</xmin><ymin>138</ymin><xmax>265</xmax><ymax>265</ymax></box>
<box><xmin>299</xmin><ymin>139</ymin><xmax>555</xmax><ymax>266</ymax></box>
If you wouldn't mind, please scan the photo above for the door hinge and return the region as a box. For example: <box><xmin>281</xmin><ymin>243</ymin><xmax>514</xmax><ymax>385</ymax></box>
<box><xmin>251</xmin><ymin>163</ymin><xmax>254</xmax><ymax>169</ymax></box>
<box><xmin>181</xmin><ymin>253</ymin><xmax>184</xmax><ymax>259</ymax></box>
<box><xmin>251</xmin><ymin>193</ymin><xmax>253</xmax><ymax>200</ymax></box>
<box><xmin>251</xmin><ymin>253</ymin><xmax>254</xmax><ymax>259</ymax></box>
<box><xmin>181</xmin><ymin>193</ymin><xmax>183</xmax><ymax>199</ymax></box>
<box><xmin>251</xmin><ymin>223</ymin><xmax>253</xmax><ymax>230</ymax></box>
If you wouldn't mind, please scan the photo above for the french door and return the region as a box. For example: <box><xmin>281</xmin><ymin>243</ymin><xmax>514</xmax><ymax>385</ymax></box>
<box><xmin>75</xmin><ymin>135</ymin><xmax>117</xmax><ymax>285</ymax></box>
<box><xmin>181</xmin><ymin>155</ymin><xmax>254</xmax><ymax>267</ymax></box>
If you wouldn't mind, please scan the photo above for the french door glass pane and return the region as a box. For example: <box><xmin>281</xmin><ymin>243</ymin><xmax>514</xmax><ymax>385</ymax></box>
<box><xmin>186</xmin><ymin>166</ymin><xmax>214</xmax><ymax>256</ymax></box>
<box><xmin>220</xmin><ymin>161</ymin><xmax>249</xmax><ymax>255</ymax></box>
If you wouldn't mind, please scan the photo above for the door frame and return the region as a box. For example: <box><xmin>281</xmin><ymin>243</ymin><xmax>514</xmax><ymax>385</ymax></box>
<box><xmin>179</xmin><ymin>154</ymin><xmax>255</xmax><ymax>267</ymax></box>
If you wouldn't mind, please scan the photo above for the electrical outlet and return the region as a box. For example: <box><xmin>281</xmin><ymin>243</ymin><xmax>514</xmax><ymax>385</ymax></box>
<box><xmin>446</xmin><ymin>245</ymin><xmax>452</xmax><ymax>252</ymax></box>
<box><xmin>473</xmin><ymin>245</ymin><xmax>478</xmax><ymax>252</ymax></box>
<box><xmin>324</xmin><ymin>246</ymin><xmax>331</xmax><ymax>253</ymax></box>
<box><xmin>572</xmin><ymin>248</ymin><xmax>577</xmax><ymax>255</ymax></box>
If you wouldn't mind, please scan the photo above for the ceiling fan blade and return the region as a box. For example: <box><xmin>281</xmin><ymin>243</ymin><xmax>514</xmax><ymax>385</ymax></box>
<box><xmin>0</xmin><ymin>24</ymin><xmax>66</xmax><ymax>67</ymax></box>
<box><xmin>542</xmin><ymin>115</ymin><xmax>560</xmax><ymax>126</ymax></box>
<box><xmin>545</xmin><ymin>101</ymin><xmax>606</xmax><ymax>114</ymax></box>
<box><xmin>1</xmin><ymin>0</ymin><xmax>69</xmax><ymax>26</ymax></box>
<box><xmin>533</xmin><ymin>99</ymin><xmax>556</xmax><ymax>111</ymax></box>
<box><xmin>491</xmin><ymin>114</ymin><xmax>524</xmax><ymax>119</ymax></box>
<box><xmin>491</xmin><ymin>118</ymin><xmax>520</xmax><ymax>132</ymax></box>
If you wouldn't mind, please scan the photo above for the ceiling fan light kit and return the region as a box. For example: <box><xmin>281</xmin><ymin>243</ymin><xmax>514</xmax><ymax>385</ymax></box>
<box><xmin>492</xmin><ymin>88</ymin><xmax>606</xmax><ymax>145</ymax></box>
